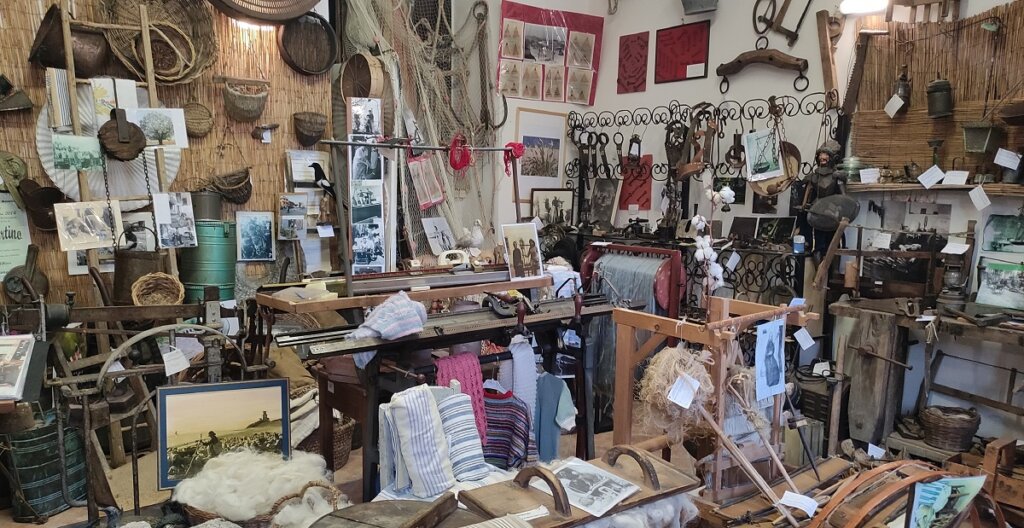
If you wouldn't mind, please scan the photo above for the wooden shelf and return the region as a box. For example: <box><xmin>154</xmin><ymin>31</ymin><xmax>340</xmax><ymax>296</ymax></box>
<box><xmin>847</xmin><ymin>182</ymin><xmax>1024</xmax><ymax>196</ymax></box>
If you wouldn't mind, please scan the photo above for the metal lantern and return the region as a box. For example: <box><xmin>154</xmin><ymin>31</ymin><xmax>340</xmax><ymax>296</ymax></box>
<box><xmin>927</xmin><ymin>77</ymin><xmax>953</xmax><ymax>118</ymax></box>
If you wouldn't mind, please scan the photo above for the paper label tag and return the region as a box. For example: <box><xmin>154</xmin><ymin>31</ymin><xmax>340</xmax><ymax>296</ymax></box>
<box><xmin>108</xmin><ymin>360</ymin><xmax>126</xmax><ymax>382</ymax></box>
<box><xmin>780</xmin><ymin>491</ymin><xmax>818</xmax><ymax>518</ymax></box>
<box><xmin>969</xmin><ymin>185</ymin><xmax>991</xmax><ymax>211</ymax></box>
<box><xmin>942</xmin><ymin>170</ymin><xmax>970</xmax><ymax>185</ymax></box>
<box><xmin>628</xmin><ymin>204</ymin><xmax>639</xmax><ymax>214</ymax></box>
<box><xmin>261</xmin><ymin>129</ymin><xmax>272</xmax><ymax>144</ymax></box>
<box><xmin>872</xmin><ymin>232</ymin><xmax>892</xmax><ymax>249</ymax></box>
<box><xmin>532</xmin><ymin>216</ymin><xmax>545</xmax><ymax>229</ymax></box>
<box><xmin>995</xmin><ymin>148</ymin><xmax>1022</xmax><ymax>169</ymax></box>
<box><xmin>859</xmin><ymin>168</ymin><xmax>881</xmax><ymax>184</ymax></box>
<box><xmin>685</xmin><ymin>63</ymin><xmax>706</xmax><ymax>78</ymax></box>
<box><xmin>941</xmin><ymin>241</ymin><xmax>970</xmax><ymax>255</ymax></box>
<box><xmin>667</xmin><ymin>374</ymin><xmax>700</xmax><ymax>409</ymax></box>
<box><xmin>917</xmin><ymin>165</ymin><xmax>945</xmax><ymax>189</ymax></box>
<box><xmin>789</xmin><ymin>298</ymin><xmax>805</xmax><ymax>307</ymax></box>
<box><xmin>317</xmin><ymin>225</ymin><xmax>334</xmax><ymax>238</ymax></box>
<box><xmin>867</xmin><ymin>443</ymin><xmax>886</xmax><ymax>459</ymax></box>
<box><xmin>591</xmin><ymin>241</ymin><xmax>611</xmax><ymax>247</ymax></box>
<box><xmin>794</xmin><ymin>328</ymin><xmax>815</xmax><ymax>351</ymax></box>
<box><xmin>812</xmin><ymin>361</ymin><xmax>831</xmax><ymax>376</ymax></box>
<box><xmin>884</xmin><ymin>95</ymin><xmax>906</xmax><ymax>118</ymax></box>
<box><xmin>726</xmin><ymin>251</ymin><xmax>741</xmax><ymax>271</ymax></box>
<box><xmin>162</xmin><ymin>346</ymin><xmax>191</xmax><ymax>376</ymax></box>
<box><xmin>660</xmin><ymin>195</ymin><xmax>670</xmax><ymax>214</ymax></box>
<box><xmin>917</xmin><ymin>314</ymin><xmax>936</xmax><ymax>323</ymax></box>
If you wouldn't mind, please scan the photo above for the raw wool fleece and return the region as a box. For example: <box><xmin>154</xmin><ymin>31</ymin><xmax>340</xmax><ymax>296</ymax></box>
<box><xmin>272</xmin><ymin>485</ymin><xmax>347</xmax><ymax>528</ymax></box>
<box><xmin>172</xmin><ymin>450</ymin><xmax>333</xmax><ymax>521</ymax></box>
<box><xmin>582</xmin><ymin>492</ymin><xmax>699</xmax><ymax>528</ymax></box>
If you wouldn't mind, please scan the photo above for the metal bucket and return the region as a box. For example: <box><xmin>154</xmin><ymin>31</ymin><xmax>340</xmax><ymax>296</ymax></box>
<box><xmin>927</xmin><ymin>78</ymin><xmax>953</xmax><ymax>118</ymax></box>
<box><xmin>113</xmin><ymin>228</ymin><xmax>167</xmax><ymax>306</ymax></box>
<box><xmin>1</xmin><ymin>420</ymin><xmax>87</xmax><ymax>522</ymax></box>
<box><xmin>681</xmin><ymin>0</ymin><xmax>718</xmax><ymax>14</ymax></box>
<box><xmin>179</xmin><ymin>221</ymin><xmax>237</xmax><ymax>303</ymax></box>
<box><xmin>191</xmin><ymin>191</ymin><xmax>223</xmax><ymax>221</ymax></box>
<box><xmin>29</xmin><ymin>5</ymin><xmax>111</xmax><ymax>79</ymax></box>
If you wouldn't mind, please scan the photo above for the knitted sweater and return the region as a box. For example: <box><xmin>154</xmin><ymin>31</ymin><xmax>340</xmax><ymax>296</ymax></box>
<box><xmin>482</xmin><ymin>390</ymin><xmax>531</xmax><ymax>470</ymax></box>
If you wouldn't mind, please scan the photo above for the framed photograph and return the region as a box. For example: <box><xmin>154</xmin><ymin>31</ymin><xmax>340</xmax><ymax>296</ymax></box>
<box><xmin>729</xmin><ymin>217</ymin><xmax>758</xmax><ymax>242</ymax></box>
<box><xmin>499</xmin><ymin>60</ymin><xmax>523</xmax><ymax>98</ymax></box>
<box><xmin>121</xmin><ymin>212</ymin><xmax>157</xmax><ymax>251</ymax></box>
<box><xmin>568</xmin><ymin>31</ymin><xmax>596</xmax><ymax>69</ymax></box>
<box><xmin>904</xmin><ymin>475</ymin><xmax>986</xmax><ymax>528</ymax></box>
<box><xmin>982</xmin><ymin>214</ymin><xmax>1024</xmax><ymax>252</ymax></box>
<box><xmin>566</xmin><ymin>68</ymin><xmax>594</xmax><ymax>105</ymax></box>
<box><xmin>421</xmin><ymin>216</ymin><xmax>456</xmax><ymax>255</ymax></box>
<box><xmin>153</xmin><ymin>192</ymin><xmax>198</xmax><ymax>249</ymax></box>
<box><xmin>531</xmin><ymin>188</ymin><xmax>574</xmax><ymax>225</ymax></box>
<box><xmin>351</xmin><ymin>181</ymin><xmax>383</xmax><ymax>224</ymax></box>
<box><xmin>654</xmin><ymin>21</ymin><xmax>711</xmax><ymax>84</ymax></box>
<box><xmin>500</xmin><ymin>18</ymin><xmax>525</xmax><ymax>59</ymax></box>
<box><xmin>743</xmin><ymin>129</ymin><xmax>783</xmax><ymax>182</ymax></box>
<box><xmin>349</xmin><ymin>134</ymin><xmax>383</xmax><ymax>181</ymax></box>
<box><xmin>501</xmin><ymin>222</ymin><xmax>543</xmax><ymax>280</ymax></box>
<box><xmin>157</xmin><ymin>379</ymin><xmax>290</xmax><ymax>489</ymax></box>
<box><xmin>278</xmin><ymin>193</ymin><xmax>308</xmax><ymax>217</ymax></box>
<box><xmin>348</xmin><ymin>97</ymin><xmax>381</xmax><ymax>136</ymax></box>
<box><xmin>755</xmin><ymin>318</ymin><xmax>786</xmax><ymax>401</ymax></box>
<box><xmin>54</xmin><ymin>201</ymin><xmax>125</xmax><ymax>251</ymax></box>
<box><xmin>524</xmin><ymin>23</ymin><xmax>567</xmax><ymax>65</ymax></box>
<box><xmin>278</xmin><ymin>217</ymin><xmax>305</xmax><ymax>240</ymax></box>
<box><xmin>52</xmin><ymin>134</ymin><xmax>102</xmax><ymax>171</ymax></box>
<box><xmin>236</xmin><ymin>211</ymin><xmax>275</xmax><ymax>262</ymax></box>
<box><xmin>515</xmin><ymin>108</ymin><xmax>568</xmax><ymax>217</ymax></box>
<box><xmin>755</xmin><ymin>217</ymin><xmax>796</xmax><ymax>244</ymax></box>
<box><xmin>353</xmin><ymin>218</ymin><xmax>385</xmax><ymax>268</ymax></box>
<box><xmin>590</xmin><ymin>178</ymin><xmax>621</xmax><ymax>232</ymax></box>
<box><xmin>287</xmin><ymin>150</ymin><xmax>330</xmax><ymax>184</ymax></box>
<box><xmin>976</xmin><ymin>259</ymin><xmax>1024</xmax><ymax>310</ymax></box>
<box><xmin>125</xmin><ymin>108</ymin><xmax>189</xmax><ymax>149</ymax></box>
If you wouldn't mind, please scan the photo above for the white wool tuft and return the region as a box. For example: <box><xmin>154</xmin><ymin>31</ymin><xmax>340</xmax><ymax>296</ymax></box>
<box><xmin>172</xmin><ymin>450</ymin><xmax>331</xmax><ymax>522</ymax></box>
<box><xmin>272</xmin><ymin>485</ymin><xmax>348</xmax><ymax>528</ymax></box>
<box><xmin>192</xmin><ymin>520</ymin><xmax>244</xmax><ymax>528</ymax></box>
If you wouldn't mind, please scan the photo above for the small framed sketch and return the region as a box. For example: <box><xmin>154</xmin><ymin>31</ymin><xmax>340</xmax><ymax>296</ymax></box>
<box><xmin>743</xmin><ymin>129</ymin><xmax>783</xmax><ymax>182</ymax></box>
<box><xmin>755</xmin><ymin>318</ymin><xmax>786</xmax><ymax>401</ymax></box>
<box><xmin>501</xmin><ymin>223</ymin><xmax>543</xmax><ymax>281</ymax></box>
<box><xmin>531</xmin><ymin>188</ymin><xmax>574</xmax><ymax>226</ymax></box>
<box><xmin>278</xmin><ymin>193</ymin><xmax>307</xmax><ymax>240</ymax></box>
<box><xmin>236</xmin><ymin>211</ymin><xmax>275</xmax><ymax>262</ymax></box>
<box><xmin>54</xmin><ymin>201</ymin><xmax>124</xmax><ymax>251</ymax></box>
<box><xmin>157</xmin><ymin>379</ymin><xmax>290</xmax><ymax>489</ymax></box>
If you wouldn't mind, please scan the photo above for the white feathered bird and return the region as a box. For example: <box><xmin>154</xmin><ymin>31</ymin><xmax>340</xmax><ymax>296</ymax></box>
<box><xmin>456</xmin><ymin>219</ymin><xmax>486</xmax><ymax>257</ymax></box>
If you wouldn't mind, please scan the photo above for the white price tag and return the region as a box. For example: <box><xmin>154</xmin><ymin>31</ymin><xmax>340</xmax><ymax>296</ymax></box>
<box><xmin>940</xmin><ymin>241</ymin><xmax>970</xmax><ymax>255</ymax></box>
<box><xmin>969</xmin><ymin>185</ymin><xmax>992</xmax><ymax>211</ymax></box>
<box><xmin>917</xmin><ymin>165</ymin><xmax>945</xmax><ymax>189</ymax></box>
<box><xmin>628</xmin><ymin>204</ymin><xmax>639</xmax><ymax>214</ymax></box>
<box><xmin>108</xmin><ymin>360</ymin><xmax>126</xmax><ymax>383</ymax></box>
<box><xmin>812</xmin><ymin>361</ymin><xmax>831</xmax><ymax>376</ymax></box>
<box><xmin>942</xmin><ymin>170</ymin><xmax>970</xmax><ymax>185</ymax></box>
<box><xmin>859</xmin><ymin>168</ymin><xmax>881</xmax><ymax>184</ymax></box>
<box><xmin>685</xmin><ymin>63</ymin><xmax>706</xmax><ymax>78</ymax></box>
<box><xmin>161</xmin><ymin>346</ymin><xmax>191</xmax><ymax>376</ymax></box>
<box><xmin>995</xmin><ymin>148</ymin><xmax>1022</xmax><ymax>169</ymax></box>
<box><xmin>867</xmin><ymin>443</ymin><xmax>886</xmax><ymax>459</ymax></box>
<box><xmin>872</xmin><ymin>232</ymin><xmax>892</xmax><ymax>249</ymax></box>
<box><xmin>789</xmin><ymin>298</ymin><xmax>805</xmax><ymax>307</ymax></box>
<box><xmin>317</xmin><ymin>225</ymin><xmax>334</xmax><ymax>238</ymax></box>
<box><xmin>794</xmin><ymin>328</ymin><xmax>815</xmax><ymax>351</ymax></box>
<box><xmin>726</xmin><ymin>251</ymin><xmax>741</xmax><ymax>271</ymax></box>
<box><xmin>667</xmin><ymin>374</ymin><xmax>700</xmax><ymax>409</ymax></box>
<box><xmin>779</xmin><ymin>491</ymin><xmax>818</xmax><ymax>518</ymax></box>
<box><xmin>917</xmin><ymin>315</ymin><xmax>936</xmax><ymax>323</ymax></box>
<box><xmin>884</xmin><ymin>95</ymin><xmax>906</xmax><ymax>118</ymax></box>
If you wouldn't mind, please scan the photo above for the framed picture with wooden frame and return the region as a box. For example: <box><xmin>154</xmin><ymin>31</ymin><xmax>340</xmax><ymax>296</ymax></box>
<box><xmin>515</xmin><ymin>108</ymin><xmax>568</xmax><ymax>221</ymax></box>
<box><xmin>530</xmin><ymin>188</ymin><xmax>574</xmax><ymax>226</ymax></box>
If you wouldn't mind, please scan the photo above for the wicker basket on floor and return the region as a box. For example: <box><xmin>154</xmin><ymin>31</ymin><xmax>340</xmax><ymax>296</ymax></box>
<box><xmin>131</xmin><ymin>272</ymin><xmax>185</xmax><ymax>305</ymax></box>
<box><xmin>920</xmin><ymin>405</ymin><xmax>980</xmax><ymax>451</ymax></box>
<box><xmin>184</xmin><ymin>503</ymin><xmax>274</xmax><ymax>528</ymax></box>
<box><xmin>184</xmin><ymin>480</ymin><xmax>340</xmax><ymax>528</ymax></box>
<box><xmin>297</xmin><ymin>415</ymin><xmax>355</xmax><ymax>471</ymax></box>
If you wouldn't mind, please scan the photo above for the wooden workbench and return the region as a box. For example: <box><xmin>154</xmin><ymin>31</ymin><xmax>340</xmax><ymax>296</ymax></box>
<box><xmin>830</xmin><ymin>301</ymin><xmax>1024</xmax><ymax>347</ymax></box>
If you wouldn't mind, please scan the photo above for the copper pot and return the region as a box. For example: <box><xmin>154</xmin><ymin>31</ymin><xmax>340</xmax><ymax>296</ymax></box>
<box><xmin>29</xmin><ymin>5</ymin><xmax>111</xmax><ymax>78</ymax></box>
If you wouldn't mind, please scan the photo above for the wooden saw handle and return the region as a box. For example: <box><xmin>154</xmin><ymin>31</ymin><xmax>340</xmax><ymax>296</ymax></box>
<box><xmin>716</xmin><ymin>49</ymin><xmax>809</xmax><ymax>77</ymax></box>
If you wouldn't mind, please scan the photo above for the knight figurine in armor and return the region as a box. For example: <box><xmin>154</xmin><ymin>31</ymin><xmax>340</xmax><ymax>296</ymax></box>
<box><xmin>808</xmin><ymin>139</ymin><xmax>844</xmax><ymax>202</ymax></box>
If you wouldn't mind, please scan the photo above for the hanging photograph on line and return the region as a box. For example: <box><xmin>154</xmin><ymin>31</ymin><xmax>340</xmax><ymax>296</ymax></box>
<box><xmin>353</xmin><ymin>218</ymin><xmax>385</xmax><ymax>269</ymax></box>
<box><xmin>236</xmin><ymin>211</ymin><xmax>275</xmax><ymax>262</ymax></box>
<box><xmin>501</xmin><ymin>222</ymin><xmax>543</xmax><ymax>280</ymax></box>
<box><xmin>153</xmin><ymin>192</ymin><xmax>198</xmax><ymax>249</ymax></box>
<box><xmin>52</xmin><ymin>134</ymin><xmax>103</xmax><ymax>171</ymax></box>
<box><xmin>54</xmin><ymin>201</ymin><xmax>124</xmax><ymax>251</ymax></box>
<box><xmin>523</xmin><ymin>23</ymin><xmax>566</xmax><ymax>65</ymax></box>
<box><xmin>421</xmin><ymin>216</ymin><xmax>456</xmax><ymax>255</ymax></box>
<box><xmin>349</xmin><ymin>134</ymin><xmax>383</xmax><ymax>181</ymax></box>
<box><xmin>754</xmin><ymin>318</ymin><xmax>786</xmax><ymax>401</ymax></box>
<box><xmin>982</xmin><ymin>214</ymin><xmax>1024</xmax><ymax>252</ymax></box>
<box><xmin>500</xmin><ymin>19</ymin><xmax>525</xmax><ymax>59</ymax></box>
<box><xmin>348</xmin><ymin>97</ymin><xmax>381</xmax><ymax>135</ymax></box>
<box><xmin>743</xmin><ymin>129</ymin><xmax>783</xmax><ymax>182</ymax></box>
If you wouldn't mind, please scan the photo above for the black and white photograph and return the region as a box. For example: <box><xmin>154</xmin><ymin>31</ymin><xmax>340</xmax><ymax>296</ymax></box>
<box><xmin>531</xmin><ymin>188</ymin><xmax>573</xmax><ymax>225</ymax></box>
<box><xmin>126</xmin><ymin>108</ymin><xmax>189</xmax><ymax>149</ymax></box>
<box><xmin>905</xmin><ymin>475</ymin><xmax>986</xmax><ymax>528</ymax></box>
<box><xmin>500</xmin><ymin>19</ymin><xmax>525</xmax><ymax>59</ymax></box>
<box><xmin>531</xmin><ymin>458</ymin><xmax>639</xmax><ymax>517</ymax></box>
<box><xmin>352</xmin><ymin>181</ymin><xmax>383</xmax><ymax>224</ymax></box>
<box><xmin>53</xmin><ymin>134</ymin><xmax>103</xmax><ymax>170</ymax></box>
<box><xmin>982</xmin><ymin>214</ymin><xmax>1024</xmax><ymax>252</ymax></box>
<box><xmin>755</xmin><ymin>216</ymin><xmax>795</xmax><ymax>244</ymax></box>
<box><xmin>278</xmin><ymin>193</ymin><xmax>308</xmax><ymax>216</ymax></box>
<box><xmin>755</xmin><ymin>318</ymin><xmax>786</xmax><ymax>401</ymax></box>
<box><xmin>862</xmin><ymin>201</ymin><xmax>951</xmax><ymax>283</ymax></box>
<box><xmin>121</xmin><ymin>212</ymin><xmax>158</xmax><ymax>251</ymax></box>
<box><xmin>544</xmin><ymin>65</ymin><xmax>565</xmax><ymax>102</ymax></box>
<box><xmin>566</xmin><ymin>67</ymin><xmax>593</xmax><ymax>105</ymax></box>
<box><xmin>501</xmin><ymin>222</ymin><xmax>543</xmax><ymax>280</ymax></box>
<box><xmin>287</xmin><ymin>150</ymin><xmax>330</xmax><ymax>184</ymax></box>
<box><xmin>237</xmin><ymin>211</ymin><xmax>275</xmax><ymax>262</ymax></box>
<box><xmin>568</xmin><ymin>31</ymin><xmax>596</xmax><ymax>69</ymax></box>
<box><xmin>743</xmin><ymin>129</ymin><xmax>782</xmax><ymax>182</ymax></box>
<box><xmin>349</xmin><ymin>134</ymin><xmax>383</xmax><ymax>181</ymax></box>
<box><xmin>353</xmin><ymin>218</ymin><xmax>385</xmax><ymax>268</ymax></box>
<box><xmin>157</xmin><ymin>379</ymin><xmax>289</xmax><ymax>489</ymax></box>
<box><xmin>153</xmin><ymin>192</ymin><xmax>198</xmax><ymax>249</ymax></box>
<box><xmin>521</xmin><ymin>62</ymin><xmax>543</xmax><ymax>100</ymax></box>
<box><xmin>523</xmin><ymin>23</ymin><xmax>567</xmax><ymax>65</ymax></box>
<box><xmin>68</xmin><ymin>247</ymin><xmax>114</xmax><ymax>276</ymax></box>
<box><xmin>421</xmin><ymin>216</ymin><xmax>456</xmax><ymax>256</ymax></box>
<box><xmin>54</xmin><ymin>201</ymin><xmax>125</xmax><ymax>251</ymax></box>
<box><xmin>499</xmin><ymin>60</ymin><xmax>522</xmax><ymax>98</ymax></box>
<box><xmin>278</xmin><ymin>217</ymin><xmax>305</xmax><ymax>240</ymax></box>
<box><xmin>589</xmin><ymin>178</ymin><xmax>621</xmax><ymax>232</ymax></box>
<box><xmin>976</xmin><ymin>260</ymin><xmax>1024</xmax><ymax>310</ymax></box>
<box><xmin>349</xmin><ymin>97</ymin><xmax>381</xmax><ymax>135</ymax></box>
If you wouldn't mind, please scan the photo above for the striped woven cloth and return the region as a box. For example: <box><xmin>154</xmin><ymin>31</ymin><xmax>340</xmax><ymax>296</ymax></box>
<box><xmin>437</xmin><ymin>393</ymin><xmax>490</xmax><ymax>482</ymax></box>
<box><xmin>482</xmin><ymin>391</ymin><xmax>531</xmax><ymax>470</ymax></box>
<box><xmin>385</xmin><ymin>385</ymin><xmax>455</xmax><ymax>497</ymax></box>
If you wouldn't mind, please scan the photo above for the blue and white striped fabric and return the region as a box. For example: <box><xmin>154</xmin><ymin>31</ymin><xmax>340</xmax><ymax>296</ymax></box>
<box><xmin>387</xmin><ymin>385</ymin><xmax>455</xmax><ymax>497</ymax></box>
<box><xmin>437</xmin><ymin>393</ymin><xmax>490</xmax><ymax>482</ymax></box>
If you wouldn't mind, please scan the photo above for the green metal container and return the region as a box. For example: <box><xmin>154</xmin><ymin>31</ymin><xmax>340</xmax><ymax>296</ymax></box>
<box><xmin>179</xmin><ymin>220</ymin><xmax>237</xmax><ymax>303</ymax></box>
<box><xmin>1</xmin><ymin>421</ymin><xmax>87</xmax><ymax>522</ymax></box>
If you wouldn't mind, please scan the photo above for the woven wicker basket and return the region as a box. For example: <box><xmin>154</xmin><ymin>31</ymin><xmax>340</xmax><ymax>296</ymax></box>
<box><xmin>297</xmin><ymin>415</ymin><xmax>356</xmax><ymax>471</ymax></box>
<box><xmin>184</xmin><ymin>102</ymin><xmax>213</xmax><ymax>138</ymax></box>
<box><xmin>293</xmin><ymin>112</ymin><xmax>327</xmax><ymax>147</ymax></box>
<box><xmin>920</xmin><ymin>406</ymin><xmax>980</xmax><ymax>451</ymax></box>
<box><xmin>131</xmin><ymin>272</ymin><xmax>185</xmax><ymax>305</ymax></box>
<box><xmin>223</xmin><ymin>82</ymin><xmax>268</xmax><ymax>122</ymax></box>
<box><xmin>184</xmin><ymin>480</ymin><xmax>341</xmax><ymax>528</ymax></box>
<box><xmin>211</xmin><ymin>167</ymin><xmax>253</xmax><ymax>204</ymax></box>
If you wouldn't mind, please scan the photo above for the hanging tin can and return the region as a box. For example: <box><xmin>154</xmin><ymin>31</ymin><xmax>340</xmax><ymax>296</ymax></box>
<box><xmin>895</xmin><ymin>65</ymin><xmax>911</xmax><ymax>108</ymax></box>
<box><xmin>927</xmin><ymin>78</ymin><xmax>953</xmax><ymax>118</ymax></box>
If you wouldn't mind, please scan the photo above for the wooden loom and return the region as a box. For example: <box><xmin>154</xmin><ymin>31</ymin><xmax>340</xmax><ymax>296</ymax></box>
<box><xmin>611</xmin><ymin>298</ymin><xmax>818</xmax><ymax>502</ymax></box>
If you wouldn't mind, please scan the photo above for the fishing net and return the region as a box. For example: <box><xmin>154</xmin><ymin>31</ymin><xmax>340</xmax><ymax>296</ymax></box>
<box><xmin>343</xmin><ymin>0</ymin><xmax>501</xmax><ymax>258</ymax></box>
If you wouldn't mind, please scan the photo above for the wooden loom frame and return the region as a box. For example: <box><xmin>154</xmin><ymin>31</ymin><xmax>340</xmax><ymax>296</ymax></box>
<box><xmin>611</xmin><ymin>298</ymin><xmax>818</xmax><ymax>502</ymax></box>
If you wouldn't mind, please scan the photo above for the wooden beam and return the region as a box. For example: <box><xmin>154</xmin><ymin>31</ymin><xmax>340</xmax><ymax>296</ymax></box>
<box><xmin>611</xmin><ymin>308</ymin><xmax>716</xmax><ymax>345</ymax></box>
<box><xmin>931</xmin><ymin>383</ymin><xmax>1024</xmax><ymax>417</ymax></box>
<box><xmin>613</xmin><ymin>322</ymin><xmax>638</xmax><ymax>446</ymax></box>
<box><xmin>816</xmin><ymin>10</ymin><xmax>838</xmax><ymax>100</ymax></box>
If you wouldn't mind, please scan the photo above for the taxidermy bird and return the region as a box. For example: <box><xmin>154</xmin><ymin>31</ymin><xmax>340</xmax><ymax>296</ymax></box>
<box><xmin>456</xmin><ymin>219</ymin><xmax>485</xmax><ymax>249</ymax></box>
<box><xmin>309</xmin><ymin>162</ymin><xmax>335</xmax><ymax>200</ymax></box>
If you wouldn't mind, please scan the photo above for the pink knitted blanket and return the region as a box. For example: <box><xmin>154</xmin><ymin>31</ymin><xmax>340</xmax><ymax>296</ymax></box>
<box><xmin>435</xmin><ymin>353</ymin><xmax>488</xmax><ymax>444</ymax></box>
